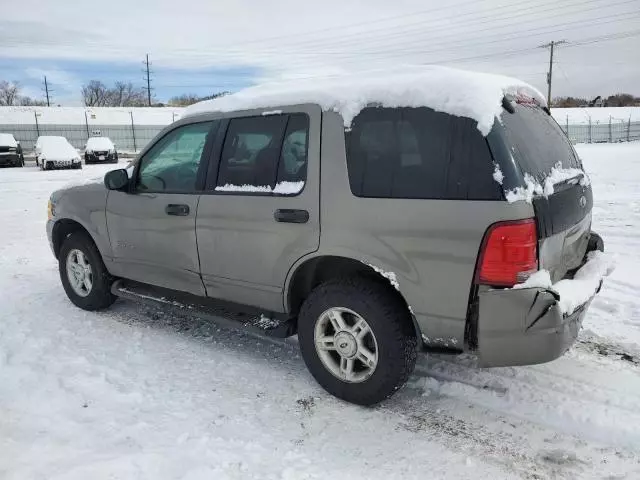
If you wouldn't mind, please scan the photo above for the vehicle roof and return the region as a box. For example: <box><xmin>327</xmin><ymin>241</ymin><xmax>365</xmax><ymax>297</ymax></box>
<box><xmin>0</xmin><ymin>133</ymin><xmax>17</xmax><ymax>146</ymax></box>
<box><xmin>183</xmin><ymin>65</ymin><xmax>545</xmax><ymax>136</ymax></box>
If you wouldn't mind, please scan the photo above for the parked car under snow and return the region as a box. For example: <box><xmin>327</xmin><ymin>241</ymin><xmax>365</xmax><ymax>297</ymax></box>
<box><xmin>84</xmin><ymin>136</ymin><xmax>118</xmax><ymax>164</ymax></box>
<box><xmin>35</xmin><ymin>136</ymin><xmax>82</xmax><ymax>170</ymax></box>
<box><xmin>0</xmin><ymin>133</ymin><xmax>25</xmax><ymax>167</ymax></box>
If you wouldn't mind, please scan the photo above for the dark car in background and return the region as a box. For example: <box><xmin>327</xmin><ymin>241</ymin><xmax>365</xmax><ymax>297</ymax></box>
<box><xmin>0</xmin><ymin>133</ymin><xmax>25</xmax><ymax>167</ymax></box>
<box><xmin>84</xmin><ymin>137</ymin><xmax>118</xmax><ymax>164</ymax></box>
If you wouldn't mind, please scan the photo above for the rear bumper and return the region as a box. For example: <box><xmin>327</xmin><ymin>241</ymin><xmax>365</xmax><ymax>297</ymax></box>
<box><xmin>475</xmin><ymin>232</ymin><xmax>606</xmax><ymax>367</ymax></box>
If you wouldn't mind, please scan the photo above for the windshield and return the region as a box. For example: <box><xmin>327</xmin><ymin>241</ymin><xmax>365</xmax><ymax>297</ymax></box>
<box><xmin>500</xmin><ymin>103</ymin><xmax>581</xmax><ymax>182</ymax></box>
<box><xmin>86</xmin><ymin>137</ymin><xmax>114</xmax><ymax>150</ymax></box>
<box><xmin>0</xmin><ymin>133</ymin><xmax>17</xmax><ymax>146</ymax></box>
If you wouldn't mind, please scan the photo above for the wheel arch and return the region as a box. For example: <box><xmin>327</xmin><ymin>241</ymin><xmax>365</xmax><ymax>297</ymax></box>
<box><xmin>285</xmin><ymin>254</ymin><xmax>422</xmax><ymax>343</ymax></box>
<box><xmin>51</xmin><ymin>218</ymin><xmax>100</xmax><ymax>260</ymax></box>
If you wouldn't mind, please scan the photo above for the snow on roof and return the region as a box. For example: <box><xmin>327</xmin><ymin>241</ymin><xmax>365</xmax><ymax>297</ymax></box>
<box><xmin>184</xmin><ymin>66</ymin><xmax>546</xmax><ymax>135</ymax></box>
<box><xmin>0</xmin><ymin>133</ymin><xmax>17</xmax><ymax>147</ymax></box>
<box><xmin>86</xmin><ymin>136</ymin><xmax>115</xmax><ymax>151</ymax></box>
<box><xmin>38</xmin><ymin>136</ymin><xmax>78</xmax><ymax>159</ymax></box>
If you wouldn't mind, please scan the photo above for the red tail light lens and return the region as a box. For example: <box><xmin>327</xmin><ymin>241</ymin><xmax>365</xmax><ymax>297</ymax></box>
<box><xmin>477</xmin><ymin>219</ymin><xmax>538</xmax><ymax>287</ymax></box>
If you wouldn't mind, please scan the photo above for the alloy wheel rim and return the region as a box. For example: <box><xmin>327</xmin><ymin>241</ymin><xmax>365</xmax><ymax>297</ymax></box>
<box><xmin>66</xmin><ymin>248</ymin><xmax>93</xmax><ymax>297</ymax></box>
<box><xmin>314</xmin><ymin>307</ymin><xmax>378</xmax><ymax>383</ymax></box>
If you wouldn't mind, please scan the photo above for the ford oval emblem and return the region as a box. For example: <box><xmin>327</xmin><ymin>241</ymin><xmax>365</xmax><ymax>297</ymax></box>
<box><xmin>579</xmin><ymin>196</ymin><xmax>587</xmax><ymax>208</ymax></box>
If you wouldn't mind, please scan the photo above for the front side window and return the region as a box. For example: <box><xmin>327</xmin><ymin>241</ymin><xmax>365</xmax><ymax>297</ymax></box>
<box><xmin>137</xmin><ymin>121</ymin><xmax>215</xmax><ymax>192</ymax></box>
<box><xmin>215</xmin><ymin>113</ymin><xmax>309</xmax><ymax>194</ymax></box>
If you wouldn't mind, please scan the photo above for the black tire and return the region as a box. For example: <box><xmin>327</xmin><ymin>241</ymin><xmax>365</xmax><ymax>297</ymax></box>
<box><xmin>59</xmin><ymin>231</ymin><xmax>116</xmax><ymax>311</ymax></box>
<box><xmin>297</xmin><ymin>277</ymin><xmax>417</xmax><ymax>405</ymax></box>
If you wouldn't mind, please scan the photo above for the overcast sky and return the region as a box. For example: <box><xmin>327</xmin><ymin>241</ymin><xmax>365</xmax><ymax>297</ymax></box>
<box><xmin>1</xmin><ymin>0</ymin><xmax>639</xmax><ymax>105</ymax></box>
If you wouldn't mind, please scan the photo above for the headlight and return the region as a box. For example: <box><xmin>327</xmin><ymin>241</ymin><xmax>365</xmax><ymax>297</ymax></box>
<box><xmin>47</xmin><ymin>200</ymin><xmax>55</xmax><ymax>220</ymax></box>
<box><xmin>73</xmin><ymin>157</ymin><xmax>81</xmax><ymax>163</ymax></box>
<box><xmin>86</xmin><ymin>149</ymin><xmax>93</xmax><ymax>154</ymax></box>
<box><xmin>109</xmin><ymin>148</ymin><xmax>115</xmax><ymax>154</ymax></box>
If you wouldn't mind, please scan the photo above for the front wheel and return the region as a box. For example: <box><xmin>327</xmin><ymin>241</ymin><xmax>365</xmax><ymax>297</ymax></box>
<box><xmin>59</xmin><ymin>231</ymin><xmax>116</xmax><ymax>310</ymax></box>
<box><xmin>298</xmin><ymin>277</ymin><xmax>417</xmax><ymax>405</ymax></box>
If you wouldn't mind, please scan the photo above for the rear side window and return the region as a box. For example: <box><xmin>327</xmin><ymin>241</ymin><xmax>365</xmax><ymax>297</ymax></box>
<box><xmin>216</xmin><ymin>113</ymin><xmax>309</xmax><ymax>194</ymax></box>
<box><xmin>345</xmin><ymin>107</ymin><xmax>500</xmax><ymax>200</ymax></box>
<box><xmin>500</xmin><ymin>103</ymin><xmax>581</xmax><ymax>181</ymax></box>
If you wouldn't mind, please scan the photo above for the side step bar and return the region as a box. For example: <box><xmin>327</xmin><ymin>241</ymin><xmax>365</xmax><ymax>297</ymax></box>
<box><xmin>111</xmin><ymin>279</ymin><xmax>297</xmax><ymax>339</ymax></box>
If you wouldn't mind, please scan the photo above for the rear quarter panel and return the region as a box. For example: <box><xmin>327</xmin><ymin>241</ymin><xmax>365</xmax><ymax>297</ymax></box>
<box><xmin>317</xmin><ymin>111</ymin><xmax>535</xmax><ymax>347</ymax></box>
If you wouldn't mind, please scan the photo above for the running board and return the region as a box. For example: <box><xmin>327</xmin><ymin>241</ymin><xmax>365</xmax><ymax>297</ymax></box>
<box><xmin>111</xmin><ymin>279</ymin><xmax>297</xmax><ymax>338</ymax></box>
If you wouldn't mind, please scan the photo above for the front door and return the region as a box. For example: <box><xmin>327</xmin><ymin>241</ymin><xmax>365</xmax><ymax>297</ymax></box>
<box><xmin>106</xmin><ymin>120</ymin><xmax>217</xmax><ymax>295</ymax></box>
<box><xmin>196</xmin><ymin>106</ymin><xmax>321</xmax><ymax>312</ymax></box>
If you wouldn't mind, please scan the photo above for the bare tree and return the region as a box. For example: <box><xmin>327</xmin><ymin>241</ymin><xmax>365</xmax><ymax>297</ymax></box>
<box><xmin>168</xmin><ymin>91</ymin><xmax>230</xmax><ymax>107</ymax></box>
<box><xmin>18</xmin><ymin>96</ymin><xmax>47</xmax><ymax>106</ymax></box>
<box><xmin>0</xmin><ymin>81</ymin><xmax>21</xmax><ymax>106</ymax></box>
<box><xmin>82</xmin><ymin>80</ymin><xmax>109</xmax><ymax>106</ymax></box>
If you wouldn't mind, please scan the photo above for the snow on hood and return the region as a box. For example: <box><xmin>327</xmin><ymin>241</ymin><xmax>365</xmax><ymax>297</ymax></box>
<box><xmin>86</xmin><ymin>137</ymin><xmax>114</xmax><ymax>151</ymax></box>
<box><xmin>0</xmin><ymin>133</ymin><xmax>17</xmax><ymax>147</ymax></box>
<box><xmin>39</xmin><ymin>137</ymin><xmax>78</xmax><ymax>160</ymax></box>
<box><xmin>184</xmin><ymin>66</ymin><xmax>545</xmax><ymax>136</ymax></box>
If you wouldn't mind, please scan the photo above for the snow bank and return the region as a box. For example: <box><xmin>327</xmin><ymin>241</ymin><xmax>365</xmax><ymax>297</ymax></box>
<box><xmin>0</xmin><ymin>133</ymin><xmax>18</xmax><ymax>147</ymax></box>
<box><xmin>85</xmin><ymin>137</ymin><xmax>115</xmax><ymax>151</ymax></box>
<box><xmin>513</xmin><ymin>251</ymin><xmax>615</xmax><ymax>315</ymax></box>
<box><xmin>185</xmin><ymin>66</ymin><xmax>545</xmax><ymax>135</ymax></box>
<box><xmin>215</xmin><ymin>181</ymin><xmax>304</xmax><ymax>195</ymax></box>
<box><xmin>0</xmin><ymin>106</ymin><xmax>183</xmax><ymax>125</ymax></box>
<box><xmin>551</xmin><ymin>107</ymin><xmax>640</xmax><ymax>125</ymax></box>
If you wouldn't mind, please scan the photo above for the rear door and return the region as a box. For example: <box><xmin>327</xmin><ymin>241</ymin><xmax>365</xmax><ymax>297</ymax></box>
<box><xmin>106</xmin><ymin>120</ymin><xmax>217</xmax><ymax>295</ymax></box>
<box><xmin>196</xmin><ymin>105</ymin><xmax>321</xmax><ymax>312</ymax></box>
<box><xmin>497</xmin><ymin>103</ymin><xmax>592</xmax><ymax>281</ymax></box>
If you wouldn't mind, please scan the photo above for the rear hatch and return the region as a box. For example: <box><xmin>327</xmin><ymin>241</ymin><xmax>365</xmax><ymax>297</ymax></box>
<box><xmin>495</xmin><ymin>101</ymin><xmax>592</xmax><ymax>282</ymax></box>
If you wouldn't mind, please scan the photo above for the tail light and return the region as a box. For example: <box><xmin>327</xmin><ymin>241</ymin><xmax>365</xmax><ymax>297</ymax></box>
<box><xmin>477</xmin><ymin>219</ymin><xmax>538</xmax><ymax>287</ymax></box>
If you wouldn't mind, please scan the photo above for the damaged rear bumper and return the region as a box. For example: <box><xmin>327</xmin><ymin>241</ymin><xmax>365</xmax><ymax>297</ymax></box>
<box><xmin>476</xmin><ymin>233</ymin><xmax>606</xmax><ymax>368</ymax></box>
<box><xmin>476</xmin><ymin>284</ymin><xmax>598</xmax><ymax>367</ymax></box>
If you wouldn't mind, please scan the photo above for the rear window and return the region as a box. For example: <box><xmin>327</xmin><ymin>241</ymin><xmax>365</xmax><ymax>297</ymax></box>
<box><xmin>500</xmin><ymin>103</ymin><xmax>581</xmax><ymax>181</ymax></box>
<box><xmin>345</xmin><ymin>107</ymin><xmax>500</xmax><ymax>200</ymax></box>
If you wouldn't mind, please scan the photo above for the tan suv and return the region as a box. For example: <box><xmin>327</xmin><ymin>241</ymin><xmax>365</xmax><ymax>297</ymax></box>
<box><xmin>46</xmin><ymin>67</ymin><xmax>611</xmax><ymax>405</ymax></box>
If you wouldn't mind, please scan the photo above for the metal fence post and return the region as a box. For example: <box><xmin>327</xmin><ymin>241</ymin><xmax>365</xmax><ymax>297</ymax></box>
<box><xmin>588</xmin><ymin>116</ymin><xmax>592</xmax><ymax>144</ymax></box>
<box><xmin>84</xmin><ymin>111</ymin><xmax>90</xmax><ymax>140</ymax></box>
<box><xmin>628</xmin><ymin>115</ymin><xmax>632</xmax><ymax>142</ymax></box>
<box><xmin>608</xmin><ymin>115</ymin><xmax>612</xmax><ymax>143</ymax></box>
<box><xmin>34</xmin><ymin>111</ymin><xmax>40</xmax><ymax>137</ymax></box>
<box><xmin>130</xmin><ymin>111</ymin><xmax>137</xmax><ymax>152</ymax></box>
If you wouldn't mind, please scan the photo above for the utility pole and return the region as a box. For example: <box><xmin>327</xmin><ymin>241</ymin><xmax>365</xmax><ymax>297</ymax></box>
<box><xmin>539</xmin><ymin>40</ymin><xmax>567</xmax><ymax>107</ymax></box>
<box><xmin>43</xmin><ymin>76</ymin><xmax>51</xmax><ymax>107</ymax></box>
<box><xmin>143</xmin><ymin>54</ymin><xmax>153</xmax><ymax>106</ymax></box>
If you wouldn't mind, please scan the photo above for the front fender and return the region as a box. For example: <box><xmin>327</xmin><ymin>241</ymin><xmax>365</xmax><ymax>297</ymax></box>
<box><xmin>51</xmin><ymin>181</ymin><xmax>112</xmax><ymax>259</ymax></box>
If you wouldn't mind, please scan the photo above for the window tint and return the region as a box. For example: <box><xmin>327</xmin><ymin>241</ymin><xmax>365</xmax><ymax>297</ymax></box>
<box><xmin>345</xmin><ymin>107</ymin><xmax>499</xmax><ymax>200</ymax></box>
<box><xmin>501</xmin><ymin>103</ymin><xmax>580</xmax><ymax>182</ymax></box>
<box><xmin>137</xmin><ymin>121</ymin><xmax>215</xmax><ymax>192</ymax></box>
<box><xmin>216</xmin><ymin>113</ymin><xmax>309</xmax><ymax>193</ymax></box>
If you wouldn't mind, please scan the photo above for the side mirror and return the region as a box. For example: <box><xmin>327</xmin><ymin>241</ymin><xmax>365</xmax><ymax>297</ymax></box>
<box><xmin>104</xmin><ymin>169</ymin><xmax>129</xmax><ymax>191</ymax></box>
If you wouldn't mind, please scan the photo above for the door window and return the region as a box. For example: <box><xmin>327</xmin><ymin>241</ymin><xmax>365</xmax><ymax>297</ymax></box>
<box><xmin>215</xmin><ymin>113</ymin><xmax>309</xmax><ymax>195</ymax></box>
<box><xmin>136</xmin><ymin>121</ymin><xmax>215</xmax><ymax>192</ymax></box>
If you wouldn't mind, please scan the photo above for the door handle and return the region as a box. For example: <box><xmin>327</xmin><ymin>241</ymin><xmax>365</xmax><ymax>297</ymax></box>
<box><xmin>165</xmin><ymin>204</ymin><xmax>190</xmax><ymax>216</ymax></box>
<box><xmin>274</xmin><ymin>209</ymin><xmax>309</xmax><ymax>224</ymax></box>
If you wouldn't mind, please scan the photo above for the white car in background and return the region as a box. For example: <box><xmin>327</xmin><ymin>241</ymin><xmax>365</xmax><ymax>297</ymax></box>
<box><xmin>35</xmin><ymin>136</ymin><xmax>82</xmax><ymax>170</ymax></box>
<box><xmin>84</xmin><ymin>136</ymin><xmax>118</xmax><ymax>164</ymax></box>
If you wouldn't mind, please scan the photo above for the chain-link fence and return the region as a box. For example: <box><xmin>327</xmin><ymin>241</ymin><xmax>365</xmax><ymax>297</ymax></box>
<box><xmin>0</xmin><ymin>123</ymin><xmax>166</xmax><ymax>154</ymax></box>
<box><xmin>557</xmin><ymin>118</ymin><xmax>640</xmax><ymax>144</ymax></box>
<box><xmin>1</xmin><ymin>113</ymin><xmax>638</xmax><ymax>154</ymax></box>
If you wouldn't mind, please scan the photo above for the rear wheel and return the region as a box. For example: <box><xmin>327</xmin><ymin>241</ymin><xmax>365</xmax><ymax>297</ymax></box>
<box><xmin>59</xmin><ymin>231</ymin><xmax>116</xmax><ymax>310</ymax></box>
<box><xmin>297</xmin><ymin>277</ymin><xmax>417</xmax><ymax>405</ymax></box>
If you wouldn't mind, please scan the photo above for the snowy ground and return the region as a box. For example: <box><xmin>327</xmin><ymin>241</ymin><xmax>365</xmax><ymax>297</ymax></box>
<box><xmin>1</xmin><ymin>144</ymin><xmax>640</xmax><ymax>479</ymax></box>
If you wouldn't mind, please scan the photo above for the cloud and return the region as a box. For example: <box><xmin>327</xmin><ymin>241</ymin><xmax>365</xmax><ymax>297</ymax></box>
<box><xmin>1</xmin><ymin>0</ymin><xmax>639</xmax><ymax>98</ymax></box>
